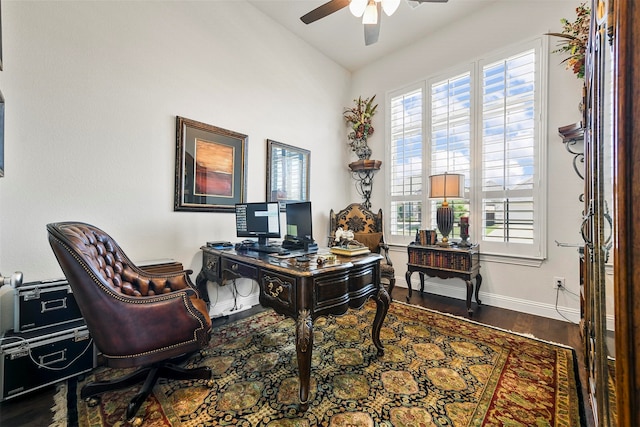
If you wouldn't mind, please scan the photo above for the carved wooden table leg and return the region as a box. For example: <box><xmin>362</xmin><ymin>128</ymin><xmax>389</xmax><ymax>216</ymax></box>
<box><xmin>465</xmin><ymin>279</ymin><xmax>474</xmax><ymax>315</ymax></box>
<box><xmin>372</xmin><ymin>287</ymin><xmax>390</xmax><ymax>356</ymax></box>
<box><xmin>475</xmin><ymin>274</ymin><xmax>483</xmax><ymax>305</ymax></box>
<box><xmin>405</xmin><ymin>270</ymin><xmax>413</xmax><ymax>301</ymax></box>
<box><xmin>295</xmin><ymin>309</ymin><xmax>313</xmax><ymax>412</ymax></box>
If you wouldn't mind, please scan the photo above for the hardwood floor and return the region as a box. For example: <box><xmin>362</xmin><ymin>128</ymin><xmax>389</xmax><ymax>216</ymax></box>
<box><xmin>0</xmin><ymin>289</ymin><xmax>594</xmax><ymax>426</ymax></box>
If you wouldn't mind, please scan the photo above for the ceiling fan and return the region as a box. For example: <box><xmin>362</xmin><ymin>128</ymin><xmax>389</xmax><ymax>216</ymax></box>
<box><xmin>300</xmin><ymin>0</ymin><xmax>449</xmax><ymax>46</ymax></box>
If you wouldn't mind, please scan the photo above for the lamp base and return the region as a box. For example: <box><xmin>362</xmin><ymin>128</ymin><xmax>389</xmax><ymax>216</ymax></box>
<box><xmin>436</xmin><ymin>205</ymin><xmax>454</xmax><ymax>248</ymax></box>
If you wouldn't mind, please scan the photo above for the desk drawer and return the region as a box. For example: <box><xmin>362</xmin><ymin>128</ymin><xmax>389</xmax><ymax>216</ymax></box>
<box><xmin>201</xmin><ymin>252</ymin><xmax>221</xmax><ymax>281</ymax></box>
<box><xmin>221</xmin><ymin>258</ymin><xmax>258</xmax><ymax>281</ymax></box>
<box><xmin>260</xmin><ymin>271</ymin><xmax>295</xmax><ymax>313</ymax></box>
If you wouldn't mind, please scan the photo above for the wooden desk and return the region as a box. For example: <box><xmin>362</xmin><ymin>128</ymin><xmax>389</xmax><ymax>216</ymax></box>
<box><xmin>405</xmin><ymin>243</ymin><xmax>482</xmax><ymax>315</ymax></box>
<box><xmin>195</xmin><ymin>247</ymin><xmax>390</xmax><ymax>411</ymax></box>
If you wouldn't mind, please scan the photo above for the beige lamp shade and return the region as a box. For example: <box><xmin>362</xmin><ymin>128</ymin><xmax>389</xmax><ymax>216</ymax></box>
<box><xmin>429</xmin><ymin>173</ymin><xmax>465</xmax><ymax>200</ymax></box>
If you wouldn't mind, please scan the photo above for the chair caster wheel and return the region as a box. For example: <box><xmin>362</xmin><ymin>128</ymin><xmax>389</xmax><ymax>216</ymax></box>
<box><xmin>85</xmin><ymin>396</ymin><xmax>100</xmax><ymax>407</ymax></box>
<box><xmin>206</xmin><ymin>379</ymin><xmax>215</xmax><ymax>387</ymax></box>
<box><xmin>129</xmin><ymin>416</ymin><xmax>143</xmax><ymax>427</ymax></box>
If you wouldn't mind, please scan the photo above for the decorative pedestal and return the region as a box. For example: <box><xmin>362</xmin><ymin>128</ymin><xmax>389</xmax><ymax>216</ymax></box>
<box><xmin>348</xmin><ymin>159</ymin><xmax>381</xmax><ymax>210</ymax></box>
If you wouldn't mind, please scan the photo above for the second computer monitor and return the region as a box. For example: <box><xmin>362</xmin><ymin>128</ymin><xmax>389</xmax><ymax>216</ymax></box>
<box><xmin>285</xmin><ymin>201</ymin><xmax>313</xmax><ymax>242</ymax></box>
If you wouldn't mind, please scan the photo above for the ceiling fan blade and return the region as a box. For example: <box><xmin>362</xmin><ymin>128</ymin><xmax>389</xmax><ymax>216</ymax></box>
<box><xmin>364</xmin><ymin>3</ymin><xmax>382</xmax><ymax>46</ymax></box>
<box><xmin>301</xmin><ymin>0</ymin><xmax>351</xmax><ymax>24</ymax></box>
<box><xmin>407</xmin><ymin>0</ymin><xmax>448</xmax><ymax>8</ymax></box>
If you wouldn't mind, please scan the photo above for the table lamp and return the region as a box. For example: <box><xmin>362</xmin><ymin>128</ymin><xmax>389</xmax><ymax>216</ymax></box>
<box><xmin>429</xmin><ymin>172</ymin><xmax>465</xmax><ymax>247</ymax></box>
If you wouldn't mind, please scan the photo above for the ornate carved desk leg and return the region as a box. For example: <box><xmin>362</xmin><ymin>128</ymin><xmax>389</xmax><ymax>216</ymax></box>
<box><xmin>371</xmin><ymin>287</ymin><xmax>390</xmax><ymax>356</ymax></box>
<box><xmin>418</xmin><ymin>272</ymin><xmax>426</xmax><ymax>293</ymax></box>
<box><xmin>475</xmin><ymin>274</ymin><xmax>482</xmax><ymax>305</ymax></box>
<box><xmin>405</xmin><ymin>270</ymin><xmax>413</xmax><ymax>302</ymax></box>
<box><xmin>295</xmin><ymin>309</ymin><xmax>313</xmax><ymax>412</ymax></box>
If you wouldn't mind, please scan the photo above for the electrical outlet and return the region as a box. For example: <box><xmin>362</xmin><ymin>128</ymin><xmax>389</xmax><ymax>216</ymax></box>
<box><xmin>553</xmin><ymin>276</ymin><xmax>565</xmax><ymax>289</ymax></box>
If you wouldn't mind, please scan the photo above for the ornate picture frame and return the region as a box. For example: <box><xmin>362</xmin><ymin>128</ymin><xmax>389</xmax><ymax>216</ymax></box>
<box><xmin>266</xmin><ymin>139</ymin><xmax>310</xmax><ymax>211</ymax></box>
<box><xmin>174</xmin><ymin>116</ymin><xmax>247</xmax><ymax>212</ymax></box>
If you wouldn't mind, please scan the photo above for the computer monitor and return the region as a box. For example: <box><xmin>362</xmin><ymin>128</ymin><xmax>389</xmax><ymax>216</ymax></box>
<box><xmin>285</xmin><ymin>201</ymin><xmax>313</xmax><ymax>242</ymax></box>
<box><xmin>235</xmin><ymin>202</ymin><xmax>281</xmax><ymax>246</ymax></box>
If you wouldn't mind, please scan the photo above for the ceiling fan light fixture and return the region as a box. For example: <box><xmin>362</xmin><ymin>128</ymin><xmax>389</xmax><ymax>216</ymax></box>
<box><xmin>349</xmin><ymin>0</ymin><xmax>368</xmax><ymax>17</ymax></box>
<box><xmin>381</xmin><ymin>0</ymin><xmax>401</xmax><ymax>16</ymax></box>
<box><xmin>362</xmin><ymin>0</ymin><xmax>378</xmax><ymax>24</ymax></box>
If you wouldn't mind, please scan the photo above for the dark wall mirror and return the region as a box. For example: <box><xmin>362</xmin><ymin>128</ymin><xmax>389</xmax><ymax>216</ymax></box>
<box><xmin>266</xmin><ymin>140</ymin><xmax>310</xmax><ymax>211</ymax></box>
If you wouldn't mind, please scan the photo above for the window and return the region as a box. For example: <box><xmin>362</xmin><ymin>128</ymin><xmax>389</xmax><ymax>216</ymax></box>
<box><xmin>387</xmin><ymin>39</ymin><xmax>546</xmax><ymax>259</ymax></box>
<box><xmin>429</xmin><ymin>70</ymin><xmax>472</xmax><ymax>230</ymax></box>
<box><xmin>389</xmin><ymin>84</ymin><xmax>423</xmax><ymax>239</ymax></box>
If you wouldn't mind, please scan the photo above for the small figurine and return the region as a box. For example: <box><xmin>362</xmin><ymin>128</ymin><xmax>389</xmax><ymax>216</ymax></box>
<box><xmin>334</xmin><ymin>227</ymin><xmax>354</xmax><ymax>247</ymax></box>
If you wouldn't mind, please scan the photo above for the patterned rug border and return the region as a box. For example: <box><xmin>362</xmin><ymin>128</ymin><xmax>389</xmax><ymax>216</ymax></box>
<box><xmin>392</xmin><ymin>300</ymin><xmax>587</xmax><ymax>427</ymax></box>
<box><xmin>393</xmin><ymin>300</ymin><xmax>578</xmax><ymax>350</ymax></box>
<box><xmin>52</xmin><ymin>301</ymin><xmax>587</xmax><ymax>427</ymax></box>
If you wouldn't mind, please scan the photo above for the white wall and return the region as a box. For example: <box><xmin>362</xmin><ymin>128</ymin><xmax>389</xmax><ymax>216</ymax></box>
<box><xmin>352</xmin><ymin>0</ymin><xmax>586</xmax><ymax>321</ymax></box>
<box><xmin>0</xmin><ymin>0</ymin><xmax>587</xmax><ymax>322</ymax></box>
<box><xmin>0</xmin><ymin>1</ymin><xmax>352</xmax><ymax>315</ymax></box>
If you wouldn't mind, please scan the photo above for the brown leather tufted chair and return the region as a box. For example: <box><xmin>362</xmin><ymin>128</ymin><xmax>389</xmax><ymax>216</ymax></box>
<box><xmin>46</xmin><ymin>222</ymin><xmax>212</xmax><ymax>424</ymax></box>
<box><xmin>329</xmin><ymin>203</ymin><xmax>396</xmax><ymax>297</ymax></box>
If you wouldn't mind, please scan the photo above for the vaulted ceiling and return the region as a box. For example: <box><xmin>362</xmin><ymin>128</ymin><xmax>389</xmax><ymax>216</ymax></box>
<box><xmin>247</xmin><ymin>0</ymin><xmax>501</xmax><ymax>72</ymax></box>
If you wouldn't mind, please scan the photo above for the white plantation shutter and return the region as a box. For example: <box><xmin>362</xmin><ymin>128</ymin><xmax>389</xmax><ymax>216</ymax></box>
<box><xmin>479</xmin><ymin>47</ymin><xmax>543</xmax><ymax>257</ymax></box>
<box><xmin>387</xmin><ymin>39</ymin><xmax>545</xmax><ymax>258</ymax></box>
<box><xmin>389</xmin><ymin>85</ymin><xmax>424</xmax><ymax>239</ymax></box>
<box><xmin>429</xmin><ymin>72</ymin><xmax>472</xmax><ymax>235</ymax></box>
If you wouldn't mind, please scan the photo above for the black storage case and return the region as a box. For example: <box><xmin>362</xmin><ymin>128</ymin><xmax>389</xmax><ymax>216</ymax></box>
<box><xmin>14</xmin><ymin>279</ymin><xmax>84</xmax><ymax>333</ymax></box>
<box><xmin>0</xmin><ymin>320</ymin><xmax>95</xmax><ymax>401</ymax></box>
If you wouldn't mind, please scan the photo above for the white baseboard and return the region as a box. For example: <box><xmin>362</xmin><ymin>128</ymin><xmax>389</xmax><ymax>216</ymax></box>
<box><xmin>398</xmin><ymin>276</ymin><xmax>581</xmax><ymax>324</ymax></box>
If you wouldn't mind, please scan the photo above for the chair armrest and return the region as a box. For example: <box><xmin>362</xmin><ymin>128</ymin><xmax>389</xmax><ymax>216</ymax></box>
<box><xmin>378</xmin><ymin>242</ymin><xmax>393</xmax><ymax>266</ymax></box>
<box><xmin>127</xmin><ymin>265</ymin><xmax>200</xmax><ymax>295</ymax></box>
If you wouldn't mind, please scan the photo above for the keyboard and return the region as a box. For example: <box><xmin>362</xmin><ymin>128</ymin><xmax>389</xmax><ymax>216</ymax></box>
<box><xmin>253</xmin><ymin>245</ymin><xmax>288</xmax><ymax>254</ymax></box>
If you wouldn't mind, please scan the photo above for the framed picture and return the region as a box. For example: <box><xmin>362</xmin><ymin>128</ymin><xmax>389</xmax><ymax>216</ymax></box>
<box><xmin>266</xmin><ymin>139</ymin><xmax>310</xmax><ymax>211</ymax></box>
<box><xmin>174</xmin><ymin>116</ymin><xmax>247</xmax><ymax>212</ymax></box>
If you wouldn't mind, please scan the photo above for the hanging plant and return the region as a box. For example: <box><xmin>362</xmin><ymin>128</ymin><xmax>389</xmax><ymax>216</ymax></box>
<box><xmin>343</xmin><ymin>95</ymin><xmax>378</xmax><ymax>159</ymax></box>
<box><xmin>546</xmin><ymin>2</ymin><xmax>591</xmax><ymax>79</ymax></box>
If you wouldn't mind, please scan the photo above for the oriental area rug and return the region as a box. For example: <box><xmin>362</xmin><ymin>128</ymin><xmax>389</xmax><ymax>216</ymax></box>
<box><xmin>51</xmin><ymin>301</ymin><xmax>585</xmax><ymax>426</ymax></box>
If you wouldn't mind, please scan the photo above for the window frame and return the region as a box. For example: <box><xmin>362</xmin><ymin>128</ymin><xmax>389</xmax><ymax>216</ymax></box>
<box><xmin>385</xmin><ymin>37</ymin><xmax>548</xmax><ymax>261</ymax></box>
<box><xmin>386</xmin><ymin>81</ymin><xmax>426</xmax><ymax>246</ymax></box>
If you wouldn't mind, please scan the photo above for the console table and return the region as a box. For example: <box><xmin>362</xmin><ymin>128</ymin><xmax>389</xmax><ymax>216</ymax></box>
<box><xmin>195</xmin><ymin>247</ymin><xmax>390</xmax><ymax>411</ymax></box>
<box><xmin>405</xmin><ymin>243</ymin><xmax>481</xmax><ymax>315</ymax></box>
